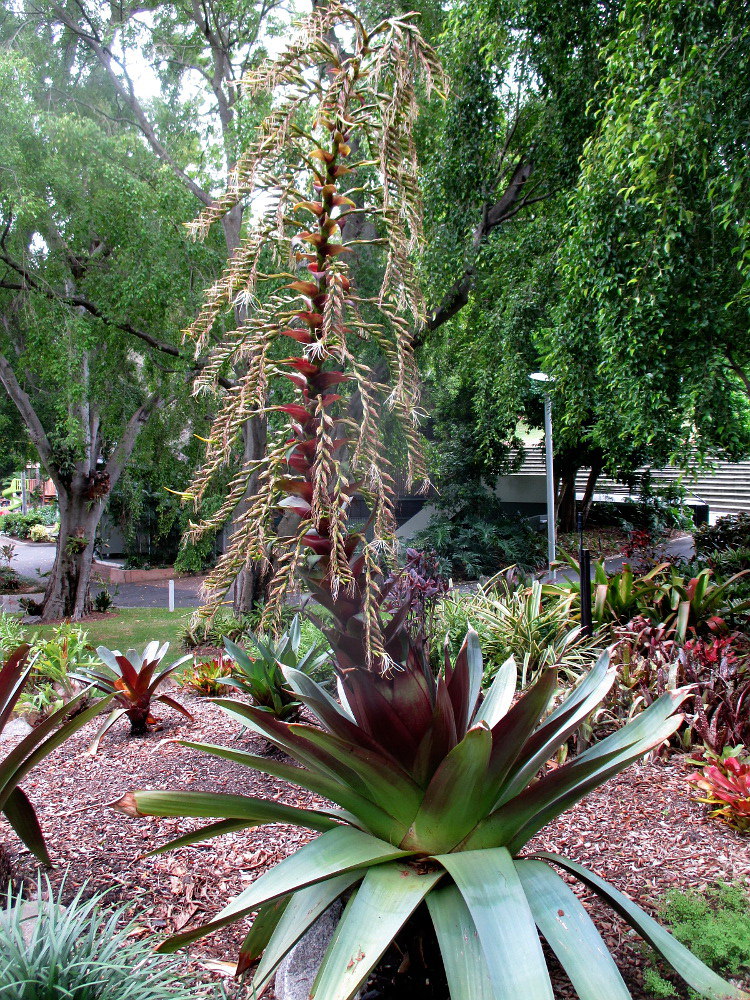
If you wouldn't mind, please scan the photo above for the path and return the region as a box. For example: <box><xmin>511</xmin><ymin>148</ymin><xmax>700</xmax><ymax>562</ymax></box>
<box><xmin>1</xmin><ymin>533</ymin><xmax>203</xmax><ymax>612</ymax></box>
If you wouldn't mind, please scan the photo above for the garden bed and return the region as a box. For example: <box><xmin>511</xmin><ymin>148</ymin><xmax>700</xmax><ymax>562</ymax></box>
<box><xmin>2</xmin><ymin>692</ymin><xmax>749</xmax><ymax>999</ymax></box>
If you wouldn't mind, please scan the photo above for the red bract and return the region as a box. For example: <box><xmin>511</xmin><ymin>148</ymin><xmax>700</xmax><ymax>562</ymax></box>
<box><xmin>688</xmin><ymin>754</ymin><xmax>750</xmax><ymax>833</ymax></box>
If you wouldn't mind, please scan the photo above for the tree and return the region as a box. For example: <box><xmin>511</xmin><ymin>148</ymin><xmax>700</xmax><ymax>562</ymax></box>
<box><xmin>414</xmin><ymin>0</ymin><xmax>628</xmax><ymax>525</ymax></box>
<box><xmin>0</xmin><ymin>48</ymin><xmax>219</xmax><ymax>618</ymax></box>
<box><xmin>28</xmin><ymin>0</ymin><xmax>285</xmax><ymax>611</ymax></box>
<box><xmin>550</xmin><ymin>0</ymin><xmax>750</xmax><ymax>472</ymax></box>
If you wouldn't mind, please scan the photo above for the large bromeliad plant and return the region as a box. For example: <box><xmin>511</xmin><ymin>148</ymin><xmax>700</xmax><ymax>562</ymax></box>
<box><xmin>114</xmin><ymin>6</ymin><xmax>749</xmax><ymax>1000</ymax></box>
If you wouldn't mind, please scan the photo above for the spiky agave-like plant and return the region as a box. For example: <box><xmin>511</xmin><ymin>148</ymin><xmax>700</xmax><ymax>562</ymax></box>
<box><xmin>181</xmin><ymin>1</ymin><xmax>443</xmax><ymax>648</ymax></box>
<box><xmin>116</xmin><ymin>643</ymin><xmax>749</xmax><ymax>1000</ymax></box>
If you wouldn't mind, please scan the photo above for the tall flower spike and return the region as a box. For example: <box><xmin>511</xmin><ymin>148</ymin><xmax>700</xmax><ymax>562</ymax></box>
<box><xmin>183</xmin><ymin>2</ymin><xmax>446</xmax><ymax>665</ymax></box>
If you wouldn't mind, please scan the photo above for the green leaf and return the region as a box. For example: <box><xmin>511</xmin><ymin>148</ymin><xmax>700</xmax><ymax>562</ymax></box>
<box><xmin>156</xmin><ymin>826</ymin><xmax>411</xmax><ymax>953</ymax></box>
<box><xmin>536</xmin><ymin>853</ymin><xmax>750</xmax><ymax>1000</ymax></box>
<box><xmin>120</xmin><ymin>789</ymin><xmax>336</xmax><ymax>832</ymax></box>
<box><xmin>515</xmin><ymin>860</ymin><xmax>632</xmax><ymax>1000</ymax></box>
<box><xmin>3</xmin><ymin>785</ymin><xmax>51</xmax><ymax>866</ymax></box>
<box><xmin>311</xmin><ymin>862</ymin><xmax>443</xmax><ymax>1000</ymax></box>
<box><xmin>403</xmin><ymin>726</ymin><xmax>492</xmax><ymax>853</ymax></box>
<box><xmin>426</xmin><ymin>884</ymin><xmax>496</xmax><ymax>1000</ymax></box>
<box><xmin>282</xmin><ymin>666</ymin><xmax>355</xmax><ymax>723</ymax></box>
<box><xmin>237</xmin><ymin>896</ymin><xmax>290</xmax><ymax>975</ymax></box>
<box><xmin>435</xmin><ymin>847</ymin><xmax>553</xmax><ymax>999</ymax></box>
<box><xmin>496</xmin><ymin>651</ymin><xmax>614</xmax><ymax>805</ymax></box>
<box><xmin>178</xmin><ymin>740</ymin><xmax>405</xmax><ymax>843</ymax></box>
<box><xmin>472</xmin><ymin>655</ymin><xmax>516</xmax><ymax>728</ymax></box>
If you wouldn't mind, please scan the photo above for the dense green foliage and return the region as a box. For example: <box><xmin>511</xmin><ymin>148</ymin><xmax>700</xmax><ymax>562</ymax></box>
<box><xmin>644</xmin><ymin>883</ymin><xmax>750</xmax><ymax>997</ymax></box>
<box><xmin>552</xmin><ymin>0</ymin><xmax>750</xmax><ymax>468</ymax></box>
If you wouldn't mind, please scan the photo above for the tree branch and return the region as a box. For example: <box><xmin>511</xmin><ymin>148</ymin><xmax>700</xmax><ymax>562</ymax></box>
<box><xmin>48</xmin><ymin>2</ymin><xmax>212</xmax><ymax>206</ymax></box>
<box><xmin>0</xmin><ymin>350</ymin><xmax>55</xmax><ymax>473</ymax></box>
<box><xmin>422</xmin><ymin>159</ymin><xmax>539</xmax><ymax>342</ymax></box>
<box><xmin>104</xmin><ymin>390</ymin><xmax>164</xmax><ymax>488</ymax></box>
<box><xmin>0</xmin><ymin>241</ymin><xmax>235</xmax><ymax>389</ymax></box>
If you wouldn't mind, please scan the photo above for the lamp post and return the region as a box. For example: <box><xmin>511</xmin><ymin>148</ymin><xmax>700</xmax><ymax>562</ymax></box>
<box><xmin>529</xmin><ymin>372</ymin><xmax>556</xmax><ymax>574</ymax></box>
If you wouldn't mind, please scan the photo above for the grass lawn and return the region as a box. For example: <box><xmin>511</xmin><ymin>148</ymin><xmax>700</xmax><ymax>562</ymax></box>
<box><xmin>26</xmin><ymin>608</ymin><xmax>194</xmax><ymax>663</ymax></box>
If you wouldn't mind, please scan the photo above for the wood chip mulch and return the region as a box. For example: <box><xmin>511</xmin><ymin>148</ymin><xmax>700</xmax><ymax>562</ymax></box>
<box><xmin>3</xmin><ymin>693</ymin><xmax>749</xmax><ymax>999</ymax></box>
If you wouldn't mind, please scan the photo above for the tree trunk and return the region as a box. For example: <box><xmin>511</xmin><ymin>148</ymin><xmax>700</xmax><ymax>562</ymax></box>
<box><xmin>232</xmin><ymin>413</ymin><xmax>269</xmax><ymax>615</ymax></box>
<box><xmin>556</xmin><ymin>461</ymin><xmax>581</xmax><ymax>533</ymax></box>
<box><xmin>35</xmin><ymin>481</ymin><xmax>104</xmax><ymax>621</ymax></box>
<box><xmin>581</xmin><ymin>451</ymin><xmax>604</xmax><ymax>525</ymax></box>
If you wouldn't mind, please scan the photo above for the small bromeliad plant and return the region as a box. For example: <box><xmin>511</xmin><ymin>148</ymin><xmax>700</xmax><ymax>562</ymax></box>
<box><xmin>1</xmin><ymin>645</ymin><xmax>108</xmax><ymax>866</ymax></box>
<box><xmin>77</xmin><ymin>642</ymin><xmax>193</xmax><ymax>753</ymax></box>
<box><xmin>221</xmin><ymin>614</ymin><xmax>331</xmax><ymax>721</ymax></box>
<box><xmin>688</xmin><ymin>749</ymin><xmax>750</xmax><ymax>834</ymax></box>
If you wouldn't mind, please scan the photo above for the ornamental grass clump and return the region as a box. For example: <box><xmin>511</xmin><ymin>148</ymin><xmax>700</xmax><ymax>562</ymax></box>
<box><xmin>112</xmin><ymin>6</ymin><xmax>749</xmax><ymax>999</ymax></box>
<box><xmin>0</xmin><ymin>877</ymin><xmax>202</xmax><ymax>1000</ymax></box>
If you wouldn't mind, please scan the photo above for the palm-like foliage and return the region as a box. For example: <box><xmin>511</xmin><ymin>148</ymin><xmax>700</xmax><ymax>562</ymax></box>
<box><xmin>116</xmin><ymin>640</ymin><xmax>747</xmax><ymax>1000</ymax></box>
<box><xmin>78</xmin><ymin>642</ymin><xmax>192</xmax><ymax>753</ymax></box>
<box><xmin>222</xmin><ymin>615</ymin><xmax>331</xmax><ymax>720</ymax></box>
<box><xmin>1</xmin><ymin>645</ymin><xmax>109</xmax><ymax>865</ymax></box>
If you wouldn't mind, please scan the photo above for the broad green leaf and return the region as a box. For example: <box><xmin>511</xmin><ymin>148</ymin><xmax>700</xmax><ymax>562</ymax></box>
<box><xmin>178</xmin><ymin>740</ymin><xmax>405</xmax><ymax>843</ymax></box>
<box><xmin>156</xmin><ymin>826</ymin><xmax>411</xmax><ymax>952</ymax></box>
<box><xmin>121</xmin><ymin>789</ymin><xmax>336</xmax><ymax>832</ymax></box>
<box><xmin>515</xmin><ymin>860</ymin><xmax>632</xmax><ymax>1000</ymax></box>
<box><xmin>472</xmin><ymin>655</ymin><xmax>516</xmax><ymax>728</ymax></box>
<box><xmin>536</xmin><ymin>854</ymin><xmax>750</xmax><ymax>1000</ymax></box>
<box><xmin>252</xmin><ymin>873</ymin><xmax>362</xmax><ymax>992</ymax></box>
<box><xmin>496</xmin><ymin>652</ymin><xmax>615</xmax><ymax>804</ymax></box>
<box><xmin>282</xmin><ymin>665</ymin><xmax>355</xmax><ymax>723</ymax></box>
<box><xmin>3</xmin><ymin>785</ymin><xmax>50</xmax><ymax>865</ymax></box>
<box><xmin>403</xmin><ymin>726</ymin><xmax>492</xmax><ymax>853</ymax></box>
<box><xmin>426</xmin><ymin>884</ymin><xmax>496</xmax><ymax>1000</ymax></box>
<box><xmin>145</xmin><ymin>818</ymin><xmax>258</xmax><ymax>856</ymax></box>
<box><xmin>311</xmin><ymin>862</ymin><xmax>443</xmax><ymax>1000</ymax></box>
<box><xmin>435</xmin><ymin>847</ymin><xmax>553</xmax><ymax>1000</ymax></box>
<box><xmin>236</xmin><ymin>896</ymin><xmax>290</xmax><ymax>976</ymax></box>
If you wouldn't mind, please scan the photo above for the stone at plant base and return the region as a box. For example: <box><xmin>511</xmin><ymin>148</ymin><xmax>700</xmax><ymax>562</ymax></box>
<box><xmin>0</xmin><ymin>899</ymin><xmax>66</xmax><ymax>948</ymax></box>
<box><xmin>0</xmin><ymin>717</ymin><xmax>33</xmax><ymax>742</ymax></box>
<box><xmin>275</xmin><ymin>901</ymin><xmax>361</xmax><ymax>1000</ymax></box>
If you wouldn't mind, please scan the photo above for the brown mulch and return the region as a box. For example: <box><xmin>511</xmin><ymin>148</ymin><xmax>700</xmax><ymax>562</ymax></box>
<box><xmin>3</xmin><ymin>693</ymin><xmax>750</xmax><ymax>999</ymax></box>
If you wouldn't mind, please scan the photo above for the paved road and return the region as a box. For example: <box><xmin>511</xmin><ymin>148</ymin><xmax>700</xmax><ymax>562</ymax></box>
<box><xmin>1</xmin><ymin>533</ymin><xmax>203</xmax><ymax>611</ymax></box>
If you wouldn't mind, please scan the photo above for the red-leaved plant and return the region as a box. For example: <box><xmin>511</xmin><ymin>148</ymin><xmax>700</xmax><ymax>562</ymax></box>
<box><xmin>688</xmin><ymin>752</ymin><xmax>750</xmax><ymax>834</ymax></box>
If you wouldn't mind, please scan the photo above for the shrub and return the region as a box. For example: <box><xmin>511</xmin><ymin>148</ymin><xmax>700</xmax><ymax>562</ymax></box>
<box><xmin>414</xmin><ymin>507</ymin><xmax>546</xmax><ymax>579</ymax></box>
<box><xmin>0</xmin><ymin>878</ymin><xmax>201</xmax><ymax>1000</ymax></box>
<box><xmin>688</xmin><ymin>749</ymin><xmax>750</xmax><ymax>833</ymax></box>
<box><xmin>0</xmin><ymin>567</ymin><xmax>22</xmax><ymax>593</ymax></box>
<box><xmin>644</xmin><ymin>882</ymin><xmax>750</xmax><ymax>996</ymax></box>
<box><xmin>695</xmin><ymin>513</ymin><xmax>750</xmax><ymax>558</ymax></box>
<box><xmin>179</xmin><ymin>654</ymin><xmax>232</xmax><ymax>696</ymax></box>
<box><xmin>28</xmin><ymin>523</ymin><xmax>51</xmax><ymax>543</ymax></box>
<box><xmin>602</xmin><ymin>620</ymin><xmax>750</xmax><ymax>753</ymax></box>
<box><xmin>0</xmin><ymin>612</ymin><xmax>25</xmax><ymax>658</ymax></box>
<box><xmin>468</xmin><ymin>579</ymin><xmax>601</xmax><ymax>688</ymax></box>
<box><xmin>0</xmin><ymin>507</ymin><xmax>58</xmax><ymax>540</ymax></box>
<box><xmin>221</xmin><ymin>615</ymin><xmax>331</xmax><ymax>721</ymax></box>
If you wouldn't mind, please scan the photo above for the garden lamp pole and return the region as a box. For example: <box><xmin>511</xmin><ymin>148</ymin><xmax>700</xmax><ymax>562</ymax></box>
<box><xmin>529</xmin><ymin>373</ymin><xmax>556</xmax><ymax>574</ymax></box>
